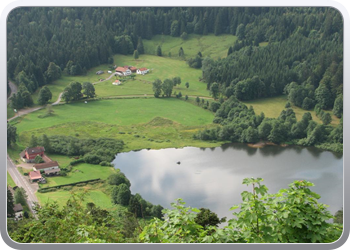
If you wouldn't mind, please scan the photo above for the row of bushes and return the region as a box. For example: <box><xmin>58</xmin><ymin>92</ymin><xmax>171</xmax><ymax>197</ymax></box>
<box><xmin>37</xmin><ymin>178</ymin><xmax>102</xmax><ymax>193</ymax></box>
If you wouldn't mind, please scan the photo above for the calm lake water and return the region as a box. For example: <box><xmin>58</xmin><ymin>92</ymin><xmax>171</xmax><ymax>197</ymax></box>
<box><xmin>112</xmin><ymin>143</ymin><xmax>343</xmax><ymax>220</ymax></box>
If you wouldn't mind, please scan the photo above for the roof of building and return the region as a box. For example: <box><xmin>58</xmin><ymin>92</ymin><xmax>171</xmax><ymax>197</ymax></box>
<box><xmin>19</xmin><ymin>150</ymin><xmax>26</xmax><ymax>158</ymax></box>
<box><xmin>33</xmin><ymin>161</ymin><xmax>59</xmax><ymax>170</ymax></box>
<box><xmin>29</xmin><ymin>171</ymin><xmax>42</xmax><ymax>180</ymax></box>
<box><xmin>14</xmin><ymin>203</ymin><xmax>23</xmax><ymax>212</ymax></box>
<box><xmin>26</xmin><ymin>147</ymin><xmax>45</xmax><ymax>155</ymax></box>
<box><xmin>139</xmin><ymin>67</ymin><xmax>148</xmax><ymax>71</ymax></box>
<box><xmin>115</xmin><ymin>67</ymin><xmax>127</xmax><ymax>72</ymax></box>
<box><xmin>44</xmin><ymin>168</ymin><xmax>61</xmax><ymax>174</ymax></box>
<box><xmin>130</xmin><ymin>66</ymin><xmax>137</xmax><ymax>70</ymax></box>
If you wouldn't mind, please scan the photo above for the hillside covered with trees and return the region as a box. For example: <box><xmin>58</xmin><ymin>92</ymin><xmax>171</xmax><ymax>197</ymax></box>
<box><xmin>7</xmin><ymin>7</ymin><xmax>344</xmax><ymax>244</ymax></box>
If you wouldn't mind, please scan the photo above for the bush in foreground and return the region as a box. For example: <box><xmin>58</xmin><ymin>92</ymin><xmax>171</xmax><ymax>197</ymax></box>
<box><xmin>140</xmin><ymin>178</ymin><xmax>342</xmax><ymax>243</ymax></box>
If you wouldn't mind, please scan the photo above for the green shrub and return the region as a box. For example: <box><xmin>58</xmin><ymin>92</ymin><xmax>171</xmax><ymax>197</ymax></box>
<box><xmin>70</xmin><ymin>158</ymin><xmax>85</xmax><ymax>166</ymax></box>
<box><xmin>99</xmin><ymin>161</ymin><xmax>112</xmax><ymax>167</ymax></box>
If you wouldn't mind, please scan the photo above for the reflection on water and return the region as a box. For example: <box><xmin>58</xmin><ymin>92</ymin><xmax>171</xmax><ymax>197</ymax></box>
<box><xmin>112</xmin><ymin>143</ymin><xmax>343</xmax><ymax>220</ymax></box>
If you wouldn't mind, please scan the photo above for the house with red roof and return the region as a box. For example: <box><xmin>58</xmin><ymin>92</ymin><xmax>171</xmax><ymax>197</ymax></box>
<box><xmin>29</xmin><ymin>171</ymin><xmax>42</xmax><ymax>182</ymax></box>
<box><xmin>115</xmin><ymin>66</ymin><xmax>131</xmax><ymax>76</ymax></box>
<box><xmin>19</xmin><ymin>147</ymin><xmax>45</xmax><ymax>163</ymax></box>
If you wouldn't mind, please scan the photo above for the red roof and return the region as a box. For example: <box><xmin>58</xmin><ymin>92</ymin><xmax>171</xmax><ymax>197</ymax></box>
<box><xmin>29</xmin><ymin>171</ymin><xmax>42</xmax><ymax>180</ymax></box>
<box><xmin>26</xmin><ymin>147</ymin><xmax>45</xmax><ymax>155</ymax></box>
<box><xmin>115</xmin><ymin>67</ymin><xmax>127</xmax><ymax>72</ymax></box>
<box><xmin>139</xmin><ymin>67</ymin><xmax>148</xmax><ymax>71</ymax></box>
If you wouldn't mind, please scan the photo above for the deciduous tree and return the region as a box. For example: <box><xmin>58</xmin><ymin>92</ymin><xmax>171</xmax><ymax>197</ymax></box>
<box><xmin>37</xmin><ymin>86</ymin><xmax>52</xmax><ymax>105</ymax></box>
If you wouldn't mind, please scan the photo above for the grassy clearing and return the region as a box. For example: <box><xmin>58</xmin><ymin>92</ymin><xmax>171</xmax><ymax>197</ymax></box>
<box><xmin>12</xmin><ymin>98</ymin><xmax>219</xmax><ymax>153</ymax></box>
<box><xmin>13</xmin><ymin>98</ymin><xmax>214</xmax><ymax>133</ymax></box>
<box><xmin>143</xmin><ymin>34</ymin><xmax>237</xmax><ymax>60</ymax></box>
<box><xmin>36</xmin><ymin>184</ymin><xmax>117</xmax><ymax>210</ymax></box>
<box><xmin>94</xmin><ymin>54</ymin><xmax>209</xmax><ymax>97</ymax></box>
<box><xmin>242</xmin><ymin>95</ymin><xmax>340</xmax><ymax>126</ymax></box>
<box><xmin>39</xmin><ymin>163</ymin><xmax>116</xmax><ymax>188</ymax></box>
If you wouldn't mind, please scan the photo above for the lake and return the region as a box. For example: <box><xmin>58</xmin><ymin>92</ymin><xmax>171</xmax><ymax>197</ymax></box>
<box><xmin>112</xmin><ymin>143</ymin><xmax>343</xmax><ymax>220</ymax></box>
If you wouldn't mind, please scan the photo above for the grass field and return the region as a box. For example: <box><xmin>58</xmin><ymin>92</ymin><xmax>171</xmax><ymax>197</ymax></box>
<box><xmin>143</xmin><ymin>34</ymin><xmax>237</xmax><ymax>60</ymax></box>
<box><xmin>13</xmin><ymin>98</ymin><xmax>214</xmax><ymax>133</ymax></box>
<box><xmin>11</xmin><ymin>97</ymin><xmax>219</xmax><ymax>153</ymax></box>
<box><xmin>242</xmin><ymin>95</ymin><xmax>340</xmax><ymax>126</ymax></box>
<box><xmin>36</xmin><ymin>186</ymin><xmax>116</xmax><ymax>209</ymax></box>
<box><xmin>39</xmin><ymin>163</ymin><xmax>116</xmax><ymax>188</ymax></box>
<box><xmin>94</xmin><ymin>54</ymin><xmax>210</xmax><ymax>97</ymax></box>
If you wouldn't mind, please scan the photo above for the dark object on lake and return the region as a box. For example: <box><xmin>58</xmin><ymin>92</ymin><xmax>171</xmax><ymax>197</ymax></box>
<box><xmin>177</xmin><ymin>161</ymin><xmax>181</xmax><ymax>164</ymax></box>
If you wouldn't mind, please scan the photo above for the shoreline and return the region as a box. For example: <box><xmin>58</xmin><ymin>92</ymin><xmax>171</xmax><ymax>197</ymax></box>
<box><xmin>247</xmin><ymin>141</ymin><xmax>289</xmax><ymax>148</ymax></box>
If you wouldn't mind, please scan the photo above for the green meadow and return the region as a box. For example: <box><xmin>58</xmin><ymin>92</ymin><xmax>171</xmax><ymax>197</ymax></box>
<box><xmin>95</xmin><ymin>54</ymin><xmax>209</xmax><ymax>97</ymax></box>
<box><xmin>143</xmin><ymin>34</ymin><xmax>237</xmax><ymax>60</ymax></box>
<box><xmin>36</xmin><ymin>186</ymin><xmax>118</xmax><ymax>210</ymax></box>
<box><xmin>12</xmin><ymin>98</ymin><xmax>219</xmax><ymax>153</ymax></box>
<box><xmin>39</xmin><ymin>163</ymin><xmax>116</xmax><ymax>188</ymax></box>
<box><xmin>242</xmin><ymin>95</ymin><xmax>340</xmax><ymax>126</ymax></box>
<box><xmin>13</xmin><ymin>98</ymin><xmax>214</xmax><ymax>133</ymax></box>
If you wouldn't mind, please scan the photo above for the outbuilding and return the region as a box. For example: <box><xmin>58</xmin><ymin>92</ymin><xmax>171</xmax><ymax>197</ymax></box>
<box><xmin>29</xmin><ymin>171</ymin><xmax>42</xmax><ymax>182</ymax></box>
<box><xmin>33</xmin><ymin>161</ymin><xmax>60</xmax><ymax>175</ymax></box>
<box><xmin>136</xmin><ymin>68</ymin><xmax>149</xmax><ymax>75</ymax></box>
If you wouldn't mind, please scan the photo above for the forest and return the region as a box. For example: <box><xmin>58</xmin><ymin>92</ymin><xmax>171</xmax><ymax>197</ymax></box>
<box><xmin>7</xmin><ymin>6</ymin><xmax>344</xmax><ymax>244</ymax></box>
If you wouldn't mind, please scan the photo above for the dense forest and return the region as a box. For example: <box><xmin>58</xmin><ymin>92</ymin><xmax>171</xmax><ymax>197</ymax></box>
<box><xmin>7</xmin><ymin>7</ymin><xmax>344</xmax><ymax>243</ymax></box>
<box><xmin>7</xmin><ymin>8</ymin><xmax>343</xmax><ymax>102</ymax></box>
<box><xmin>200</xmin><ymin>7</ymin><xmax>343</xmax><ymax>113</ymax></box>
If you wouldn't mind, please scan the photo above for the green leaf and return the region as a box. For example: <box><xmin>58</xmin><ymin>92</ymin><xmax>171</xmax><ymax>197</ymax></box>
<box><xmin>192</xmin><ymin>208</ymin><xmax>200</xmax><ymax>213</ymax></box>
<box><xmin>230</xmin><ymin>205</ymin><xmax>239</xmax><ymax>211</ymax></box>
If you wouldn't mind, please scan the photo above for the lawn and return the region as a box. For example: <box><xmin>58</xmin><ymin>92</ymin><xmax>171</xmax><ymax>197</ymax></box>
<box><xmin>242</xmin><ymin>95</ymin><xmax>340</xmax><ymax>126</ymax></box>
<box><xmin>39</xmin><ymin>163</ymin><xmax>116</xmax><ymax>188</ymax></box>
<box><xmin>36</xmin><ymin>187</ymin><xmax>116</xmax><ymax>209</ymax></box>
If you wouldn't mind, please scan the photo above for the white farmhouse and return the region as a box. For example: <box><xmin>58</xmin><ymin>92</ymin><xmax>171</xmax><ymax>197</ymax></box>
<box><xmin>136</xmin><ymin>67</ymin><xmax>149</xmax><ymax>75</ymax></box>
<box><xmin>115</xmin><ymin>66</ymin><xmax>131</xmax><ymax>76</ymax></box>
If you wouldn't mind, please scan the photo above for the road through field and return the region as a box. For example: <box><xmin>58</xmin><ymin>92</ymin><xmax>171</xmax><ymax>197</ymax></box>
<box><xmin>7</xmin><ymin>155</ymin><xmax>38</xmax><ymax>216</ymax></box>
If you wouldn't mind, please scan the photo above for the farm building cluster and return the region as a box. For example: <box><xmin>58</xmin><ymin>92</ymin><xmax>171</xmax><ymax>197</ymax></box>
<box><xmin>20</xmin><ymin>147</ymin><xmax>61</xmax><ymax>183</ymax></box>
<box><xmin>97</xmin><ymin>66</ymin><xmax>150</xmax><ymax>77</ymax></box>
<box><xmin>115</xmin><ymin>65</ymin><xmax>149</xmax><ymax>76</ymax></box>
